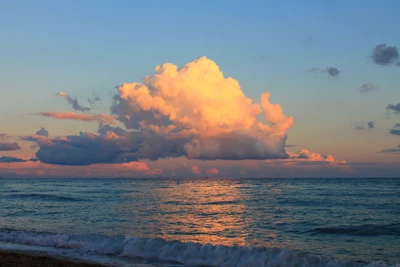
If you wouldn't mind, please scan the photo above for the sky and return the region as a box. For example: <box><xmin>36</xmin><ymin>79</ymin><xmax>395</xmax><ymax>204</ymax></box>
<box><xmin>1</xmin><ymin>0</ymin><xmax>399</xmax><ymax>178</ymax></box>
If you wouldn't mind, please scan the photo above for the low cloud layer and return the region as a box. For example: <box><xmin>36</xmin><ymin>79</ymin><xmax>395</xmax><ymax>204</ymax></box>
<box><xmin>377</xmin><ymin>142</ymin><xmax>400</xmax><ymax>154</ymax></box>
<box><xmin>371</xmin><ymin>44</ymin><xmax>399</xmax><ymax>66</ymax></box>
<box><xmin>56</xmin><ymin>92</ymin><xmax>91</xmax><ymax>112</ymax></box>
<box><xmin>37</xmin><ymin>112</ymin><xmax>115</xmax><ymax>124</ymax></box>
<box><xmin>359</xmin><ymin>83</ymin><xmax>378</xmax><ymax>93</ymax></box>
<box><xmin>354</xmin><ymin>121</ymin><xmax>375</xmax><ymax>130</ymax></box>
<box><xmin>0</xmin><ymin>156</ymin><xmax>27</xmax><ymax>163</ymax></box>
<box><xmin>0</xmin><ymin>142</ymin><xmax>21</xmax><ymax>151</ymax></box>
<box><xmin>287</xmin><ymin>150</ymin><xmax>346</xmax><ymax>164</ymax></box>
<box><xmin>0</xmin><ymin>160</ymin><xmax>154</xmax><ymax>178</ymax></box>
<box><xmin>310</xmin><ymin>67</ymin><xmax>340</xmax><ymax>78</ymax></box>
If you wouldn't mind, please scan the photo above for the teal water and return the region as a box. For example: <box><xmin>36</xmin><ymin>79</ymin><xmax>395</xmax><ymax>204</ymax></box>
<box><xmin>0</xmin><ymin>178</ymin><xmax>399</xmax><ymax>266</ymax></box>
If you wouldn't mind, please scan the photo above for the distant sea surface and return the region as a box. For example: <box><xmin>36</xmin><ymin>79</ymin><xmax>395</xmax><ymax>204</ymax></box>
<box><xmin>0</xmin><ymin>178</ymin><xmax>399</xmax><ymax>267</ymax></box>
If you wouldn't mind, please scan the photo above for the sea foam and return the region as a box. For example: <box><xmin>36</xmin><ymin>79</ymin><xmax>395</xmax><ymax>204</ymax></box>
<box><xmin>0</xmin><ymin>228</ymin><xmax>398</xmax><ymax>267</ymax></box>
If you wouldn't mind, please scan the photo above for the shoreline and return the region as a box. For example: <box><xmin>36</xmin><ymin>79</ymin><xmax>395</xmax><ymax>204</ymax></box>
<box><xmin>0</xmin><ymin>250</ymin><xmax>108</xmax><ymax>267</ymax></box>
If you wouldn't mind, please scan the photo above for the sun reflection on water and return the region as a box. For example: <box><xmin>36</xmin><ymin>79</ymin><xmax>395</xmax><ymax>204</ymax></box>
<box><xmin>154</xmin><ymin>179</ymin><xmax>249</xmax><ymax>246</ymax></box>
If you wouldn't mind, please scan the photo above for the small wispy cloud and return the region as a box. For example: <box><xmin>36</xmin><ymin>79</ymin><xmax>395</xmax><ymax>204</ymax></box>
<box><xmin>56</xmin><ymin>92</ymin><xmax>91</xmax><ymax>112</ymax></box>
<box><xmin>359</xmin><ymin>83</ymin><xmax>378</xmax><ymax>93</ymax></box>
<box><xmin>325</xmin><ymin>67</ymin><xmax>340</xmax><ymax>77</ymax></box>
<box><xmin>0</xmin><ymin>142</ymin><xmax>21</xmax><ymax>151</ymax></box>
<box><xmin>389</xmin><ymin>123</ymin><xmax>400</xmax><ymax>136</ymax></box>
<box><xmin>0</xmin><ymin>133</ymin><xmax>10</xmax><ymax>140</ymax></box>
<box><xmin>387</xmin><ymin>103</ymin><xmax>400</xmax><ymax>115</ymax></box>
<box><xmin>370</xmin><ymin>44</ymin><xmax>400</xmax><ymax>66</ymax></box>
<box><xmin>37</xmin><ymin>112</ymin><xmax>116</xmax><ymax>124</ymax></box>
<box><xmin>35</xmin><ymin>127</ymin><xmax>49</xmax><ymax>137</ymax></box>
<box><xmin>353</xmin><ymin>121</ymin><xmax>375</xmax><ymax>130</ymax></box>
<box><xmin>377</xmin><ymin>142</ymin><xmax>400</xmax><ymax>154</ymax></box>
<box><xmin>303</xmin><ymin>36</ymin><xmax>313</xmax><ymax>47</ymax></box>
<box><xmin>309</xmin><ymin>67</ymin><xmax>340</xmax><ymax>78</ymax></box>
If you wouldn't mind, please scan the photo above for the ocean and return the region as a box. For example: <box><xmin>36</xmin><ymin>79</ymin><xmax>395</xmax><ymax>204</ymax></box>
<box><xmin>0</xmin><ymin>178</ymin><xmax>399</xmax><ymax>267</ymax></box>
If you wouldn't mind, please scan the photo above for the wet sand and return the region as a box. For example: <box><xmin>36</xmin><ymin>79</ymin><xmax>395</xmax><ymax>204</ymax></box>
<box><xmin>0</xmin><ymin>250</ymin><xmax>108</xmax><ymax>267</ymax></box>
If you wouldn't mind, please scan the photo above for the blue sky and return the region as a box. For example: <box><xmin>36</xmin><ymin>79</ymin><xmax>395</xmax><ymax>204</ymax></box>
<box><xmin>1</xmin><ymin>1</ymin><xmax>399</xmax><ymax>177</ymax></box>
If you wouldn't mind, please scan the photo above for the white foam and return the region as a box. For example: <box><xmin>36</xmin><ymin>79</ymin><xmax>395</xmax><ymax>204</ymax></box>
<box><xmin>0</xmin><ymin>229</ymin><xmax>398</xmax><ymax>267</ymax></box>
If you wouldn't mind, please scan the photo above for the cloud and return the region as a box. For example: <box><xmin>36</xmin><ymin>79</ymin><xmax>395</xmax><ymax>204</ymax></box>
<box><xmin>191</xmin><ymin>165</ymin><xmax>201</xmax><ymax>175</ymax></box>
<box><xmin>0</xmin><ymin>133</ymin><xmax>10</xmax><ymax>140</ymax></box>
<box><xmin>22</xmin><ymin>57</ymin><xmax>346</xmax><ymax>168</ymax></box>
<box><xmin>0</xmin><ymin>160</ymin><xmax>154</xmax><ymax>178</ymax></box>
<box><xmin>389</xmin><ymin>123</ymin><xmax>400</xmax><ymax>136</ymax></box>
<box><xmin>303</xmin><ymin>36</ymin><xmax>313</xmax><ymax>47</ymax></box>
<box><xmin>87</xmin><ymin>91</ymin><xmax>102</xmax><ymax>107</ymax></box>
<box><xmin>111</xmin><ymin>56</ymin><xmax>293</xmax><ymax>161</ymax></box>
<box><xmin>56</xmin><ymin>92</ymin><xmax>91</xmax><ymax>112</ymax></box>
<box><xmin>367</xmin><ymin>121</ymin><xmax>375</xmax><ymax>129</ymax></box>
<box><xmin>354</xmin><ymin>121</ymin><xmax>375</xmax><ymax>130</ymax></box>
<box><xmin>287</xmin><ymin>150</ymin><xmax>346</xmax><ymax>164</ymax></box>
<box><xmin>37</xmin><ymin>112</ymin><xmax>115</xmax><ymax>124</ymax></box>
<box><xmin>377</xmin><ymin>142</ymin><xmax>400</xmax><ymax>154</ymax></box>
<box><xmin>0</xmin><ymin>142</ymin><xmax>21</xmax><ymax>151</ymax></box>
<box><xmin>325</xmin><ymin>67</ymin><xmax>340</xmax><ymax>77</ymax></box>
<box><xmin>359</xmin><ymin>83</ymin><xmax>378</xmax><ymax>93</ymax></box>
<box><xmin>0</xmin><ymin>156</ymin><xmax>27</xmax><ymax>163</ymax></box>
<box><xmin>207</xmin><ymin>167</ymin><xmax>219</xmax><ymax>175</ymax></box>
<box><xmin>390</xmin><ymin>130</ymin><xmax>400</xmax><ymax>135</ymax></box>
<box><xmin>387</xmin><ymin>103</ymin><xmax>400</xmax><ymax>114</ymax></box>
<box><xmin>21</xmin><ymin>132</ymin><xmax>129</xmax><ymax>165</ymax></box>
<box><xmin>378</xmin><ymin>148</ymin><xmax>400</xmax><ymax>153</ymax></box>
<box><xmin>36</xmin><ymin>127</ymin><xmax>49</xmax><ymax>137</ymax></box>
<box><xmin>309</xmin><ymin>67</ymin><xmax>340</xmax><ymax>78</ymax></box>
<box><xmin>370</xmin><ymin>44</ymin><xmax>399</xmax><ymax>66</ymax></box>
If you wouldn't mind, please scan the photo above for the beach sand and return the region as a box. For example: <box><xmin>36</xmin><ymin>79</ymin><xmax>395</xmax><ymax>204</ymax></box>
<box><xmin>0</xmin><ymin>250</ymin><xmax>108</xmax><ymax>267</ymax></box>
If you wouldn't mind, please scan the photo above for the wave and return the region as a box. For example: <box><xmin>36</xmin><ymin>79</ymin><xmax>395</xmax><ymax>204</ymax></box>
<box><xmin>0</xmin><ymin>228</ymin><xmax>398</xmax><ymax>267</ymax></box>
<box><xmin>309</xmin><ymin>222</ymin><xmax>400</xmax><ymax>236</ymax></box>
<box><xmin>6</xmin><ymin>193</ymin><xmax>83</xmax><ymax>202</ymax></box>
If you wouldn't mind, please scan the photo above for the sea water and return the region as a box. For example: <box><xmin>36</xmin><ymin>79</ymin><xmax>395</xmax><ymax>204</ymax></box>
<box><xmin>0</xmin><ymin>178</ymin><xmax>399</xmax><ymax>267</ymax></box>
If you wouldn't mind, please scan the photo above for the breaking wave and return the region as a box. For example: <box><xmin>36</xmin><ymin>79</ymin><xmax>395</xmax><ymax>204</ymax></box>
<box><xmin>0</xmin><ymin>228</ymin><xmax>398</xmax><ymax>267</ymax></box>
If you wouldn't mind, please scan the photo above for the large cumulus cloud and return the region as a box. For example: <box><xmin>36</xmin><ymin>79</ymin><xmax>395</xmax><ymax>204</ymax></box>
<box><xmin>27</xmin><ymin>57</ymin><xmax>295</xmax><ymax>165</ymax></box>
<box><xmin>112</xmin><ymin>56</ymin><xmax>293</xmax><ymax>160</ymax></box>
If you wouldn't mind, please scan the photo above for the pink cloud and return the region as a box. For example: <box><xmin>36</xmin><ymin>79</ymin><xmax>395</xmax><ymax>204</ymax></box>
<box><xmin>191</xmin><ymin>165</ymin><xmax>201</xmax><ymax>175</ymax></box>
<box><xmin>37</xmin><ymin>112</ymin><xmax>115</xmax><ymax>124</ymax></box>
<box><xmin>0</xmin><ymin>142</ymin><xmax>21</xmax><ymax>151</ymax></box>
<box><xmin>287</xmin><ymin>149</ymin><xmax>346</xmax><ymax>164</ymax></box>
<box><xmin>0</xmin><ymin>160</ymin><xmax>156</xmax><ymax>178</ymax></box>
<box><xmin>207</xmin><ymin>168</ymin><xmax>219</xmax><ymax>176</ymax></box>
